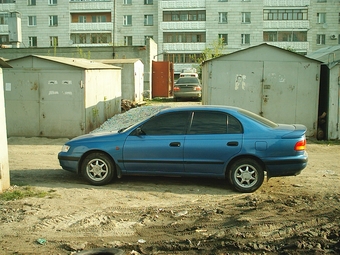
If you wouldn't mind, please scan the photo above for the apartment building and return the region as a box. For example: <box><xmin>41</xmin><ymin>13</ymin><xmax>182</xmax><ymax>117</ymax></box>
<box><xmin>0</xmin><ymin>0</ymin><xmax>339</xmax><ymax>73</ymax></box>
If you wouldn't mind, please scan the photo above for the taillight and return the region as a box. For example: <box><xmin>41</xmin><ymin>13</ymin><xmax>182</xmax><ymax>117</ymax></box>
<box><xmin>194</xmin><ymin>86</ymin><xmax>202</xmax><ymax>91</ymax></box>
<box><xmin>294</xmin><ymin>139</ymin><xmax>306</xmax><ymax>151</ymax></box>
<box><xmin>173</xmin><ymin>86</ymin><xmax>180</xmax><ymax>91</ymax></box>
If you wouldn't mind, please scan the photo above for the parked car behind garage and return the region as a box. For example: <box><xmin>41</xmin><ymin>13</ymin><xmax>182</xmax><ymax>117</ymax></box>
<box><xmin>173</xmin><ymin>77</ymin><xmax>202</xmax><ymax>101</ymax></box>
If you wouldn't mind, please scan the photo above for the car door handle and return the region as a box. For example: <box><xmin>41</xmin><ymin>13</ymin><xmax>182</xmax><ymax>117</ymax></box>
<box><xmin>227</xmin><ymin>141</ymin><xmax>239</xmax><ymax>146</ymax></box>
<box><xmin>169</xmin><ymin>142</ymin><xmax>181</xmax><ymax>147</ymax></box>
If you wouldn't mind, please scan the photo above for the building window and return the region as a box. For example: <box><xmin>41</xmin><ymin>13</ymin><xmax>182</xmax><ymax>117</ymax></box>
<box><xmin>316</xmin><ymin>34</ymin><xmax>325</xmax><ymax>45</ymax></box>
<box><xmin>124</xmin><ymin>36</ymin><xmax>132</xmax><ymax>46</ymax></box>
<box><xmin>123</xmin><ymin>15</ymin><xmax>132</xmax><ymax>26</ymax></box>
<box><xmin>144</xmin><ymin>35</ymin><xmax>153</xmax><ymax>45</ymax></box>
<box><xmin>163</xmin><ymin>32</ymin><xmax>206</xmax><ymax>43</ymax></box>
<box><xmin>48</xmin><ymin>0</ymin><xmax>57</xmax><ymax>5</ymax></box>
<box><xmin>49</xmin><ymin>15</ymin><xmax>58</xmax><ymax>26</ymax></box>
<box><xmin>164</xmin><ymin>53</ymin><xmax>203</xmax><ymax>64</ymax></box>
<box><xmin>0</xmin><ymin>14</ymin><xmax>8</xmax><ymax>25</ymax></box>
<box><xmin>263</xmin><ymin>31</ymin><xmax>307</xmax><ymax>42</ymax></box>
<box><xmin>163</xmin><ymin>11</ymin><xmax>206</xmax><ymax>22</ymax></box>
<box><xmin>92</xmin><ymin>15</ymin><xmax>106</xmax><ymax>22</ymax></box>
<box><xmin>28</xmin><ymin>16</ymin><xmax>37</xmax><ymax>26</ymax></box>
<box><xmin>317</xmin><ymin>13</ymin><xmax>326</xmax><ymax>24</ymax></box>
<box><xmin>78</xmin><ymin>16</ymin><xmax>86</xmax><ymax>23</ymax></box>
<box><xmin>144</xmin><ymin>0</ymin><xmax>153</xmax><ymax>4</ymax></box>
<box><xmin>218</xmin><ymin>34</ymin><xmax>228</xmax><ymax>45</ymax></box>
<box><xmin>338</xmin><ymin>13</ymin><xmax>340</xmax><ymax>23</ymax></box>
<box><xmin>242</xmin><ymin>12</ymin><xmax>251</xmax><ymax>23</ymax></box>
<box><xmin>263</xmin><ymin>9</ymin><xmax>308</xmax><ymax>20</ymax></box>
<box><xmin>144</xmin><ymin>15</ymin><xmax>153</xmax><ymax>26</ymax></box>
<box><xmin>219</xmin><ymin>12</ymin><xmax>228</xmax><ymax>23</ymax></box>
<box><xmin>218</xmin><ymin>0</ymin><xmax>228</xmax><ymax>2</ymax></box>
<box><xmin>0</xmin><ymin>35</ymin><xmax>9</xmax><ymax>44</ymax></box>
<box><xmin>123</xmin><ymin>0</ymin><xmax>132</xmax><ymax>4</ymax></box>
<box><xmin>91</xmin><ymin>33</ymin><xmax>109</xmax><ymax>43</ymax></box>
<box><xmin>28</xmin><ymin>0</ymin><xmax>36</xmax><ymax>5</ymax></box>
<box><xmin>50</xmin><ymin>36</ymin><xmax>58</xmax><ymax>46</ymax></box>
<box><xmin>28</xmin><ymin>36</ymin><xmax>37</xmax><ymax>47</ymax></box>
<box><xmin>241</xmin><ymin>34</ymin><xmax>250</xmax><ymax>44</ymax></box>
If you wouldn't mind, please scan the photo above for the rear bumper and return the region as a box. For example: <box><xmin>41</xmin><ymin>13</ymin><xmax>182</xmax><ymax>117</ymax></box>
<box><xmin>263</xmin><ymin>152</ymin><xmax>308</xmax><ymax>178</ymax></box>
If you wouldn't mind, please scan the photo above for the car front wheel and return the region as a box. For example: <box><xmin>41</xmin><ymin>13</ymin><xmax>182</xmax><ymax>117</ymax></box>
<box><xmin>228</xmin><ymin>158</ymin><xmax>264</xmax><ymax>193</ymax></box>
<box><xmin>81</xmin><ymin>152</ymin><xmax>115</xmax><ymax>186</ymax></box>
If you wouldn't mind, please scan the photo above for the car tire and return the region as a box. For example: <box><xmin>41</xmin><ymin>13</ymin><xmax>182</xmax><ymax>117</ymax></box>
<box><xmin>81</xmin><ymin>152</ymin><xmax>115</xmax><ymax>186</ymax></box>
<box><xmin>228</xmin><ymin>158</ymin><xmax>264</xmax><ymax>193</ymax></box>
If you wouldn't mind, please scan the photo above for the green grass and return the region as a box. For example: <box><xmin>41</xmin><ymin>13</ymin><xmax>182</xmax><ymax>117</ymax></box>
<box><xmin>0</xmin><ymin>186</ymin><xmax>58</xmax><ymax>201</ymax></box>
<box><xmin>307</xmin><ymin>137</ymin><xmax>340</xmax><ymax>145</ymax></box>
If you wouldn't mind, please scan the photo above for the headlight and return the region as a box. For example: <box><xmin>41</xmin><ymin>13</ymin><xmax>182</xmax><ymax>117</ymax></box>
<box><xmin>61</xmin><ymin>145</ymin><xmax>70</xmax><ymax>152</ymax></box>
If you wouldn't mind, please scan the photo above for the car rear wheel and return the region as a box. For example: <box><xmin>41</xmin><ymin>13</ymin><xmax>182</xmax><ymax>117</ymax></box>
<box><xmin>228</xmin><ymin>158</ymin><xmax>264</xmax><ymax>193</ymax></box>
<box><xmin>81</xmin><ymin>152</ymin><xmax>115</xmax><ymax>186</ymax></box>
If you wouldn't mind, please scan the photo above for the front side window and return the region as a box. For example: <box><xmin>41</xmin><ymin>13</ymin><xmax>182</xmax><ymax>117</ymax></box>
<box><xmin>317</xmin><ymin>34</ymin><xmax>325</xmax><ymax>45</ymax></box>
<box><xmin>189</xmin><ymin>111</ymin><xmax>243</xmax><ymax>135</ymax></box>
<box><xmin>28</xmin><ymin>16</ymin><xmax>37</xmax><ymax>26</ymax></box>
<box><xmin>28</xmin><ymin>36</ymin><xmax>37</xmax><ymax>47</ymax></box>
<box><xmin>242</xmin><ymin>12</ymin><xmax>251</xmax><ymax>23</ymax></box>
<box><xmin>123</xmin><ymin>15</ymin><xmax>132</xmax><ymax>26</ymax></box>
<box><xmin>50</xmin><ymin>36</ymin><xmax>58</xmax><ymax>46</ymax></box>
<box><xmin>138</xmin><ymin>112</ymin><xmax>189</xmax><ymax>135</ymax></box>
<box><xmin>144</xmin><ymin>15</ymin><xmax>153</xmax><ymax>26</ymax></box>
<box><xmin>219</xmin><ymin>12</ymin><xmax>228</xmax><ymax>23</ymax></box>
<box><xmin>241</xmin><ymin>34</ymin><xmax>250</xmax><ymax>44</ymax></box>
<box><xmin>317</xmin><ymin>13</ymin><xmax>326</xmax><ymax>23</ymax></box>
<box><xmin>49</xmin><ymin>15</ymin><xmax>58</xmax><ymax>26</ymax></box>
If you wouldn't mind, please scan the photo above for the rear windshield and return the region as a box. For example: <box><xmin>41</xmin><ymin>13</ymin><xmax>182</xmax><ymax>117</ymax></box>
<box><xmin>176</xmin><ymin>77</ymin><xmax>200</xmax><ymax>84</ymax></box>
<box><xmin>238</xmin><ymin>109</ymin><xmax>278</xmax><ymax>128</ymax></box>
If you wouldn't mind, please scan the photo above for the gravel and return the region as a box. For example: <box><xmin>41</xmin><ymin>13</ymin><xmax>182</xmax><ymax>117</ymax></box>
<box><xmin>91</xmin><ymin>105</ymin><xmax>170</xmax><ymax>133</ymax></box>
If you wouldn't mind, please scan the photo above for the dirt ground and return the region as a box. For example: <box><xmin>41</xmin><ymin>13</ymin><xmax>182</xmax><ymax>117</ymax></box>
<box><xmin>1</xmin><ymin>105</ymin><xmax>340</xmax><ymax>254</ymax></box>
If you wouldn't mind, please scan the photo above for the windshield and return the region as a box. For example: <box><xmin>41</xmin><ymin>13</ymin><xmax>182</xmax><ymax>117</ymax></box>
<box><xmin>176</xmin><ymin>77</ymin><xmax>200</xmax><ymax>84</ymax></box>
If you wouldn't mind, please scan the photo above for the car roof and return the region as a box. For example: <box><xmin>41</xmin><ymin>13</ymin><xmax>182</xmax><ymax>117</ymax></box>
<box><xmin>159</xmin><ymin>105</ymin><xmax>241</xmax><ymax>113</ymax></box>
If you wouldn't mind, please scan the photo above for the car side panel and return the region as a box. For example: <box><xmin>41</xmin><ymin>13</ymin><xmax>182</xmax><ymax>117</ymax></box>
<box><xmin>183</xmin><ymin>134</ymin><xmax>243</xmax><ymax>175</ymax></box>
<box><xmin>122</xmin><ymin>135</ymin><xmax>185</xmax><ymax>173</ymax></box>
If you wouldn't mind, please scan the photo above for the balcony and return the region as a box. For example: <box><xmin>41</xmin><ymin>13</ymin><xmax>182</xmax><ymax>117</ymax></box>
<box><xmin>161</xmin><ymin>21</ymin><xmax>206</xmax><ymax>31</ymax></box>
<box><xmin>70</xmin><ymin>22</ymin><xmax>113</xmax><ymax>31</ymax></box>
<box><xmin>266</xmin><ymin>41</ymin><xmax>309</xmax><ymax>51</ymax></box>
<box><xmin>0</xmin><ymin>3</ymin><xmax>15</xmax><ymax>12</ymax></box>
<box><xmin>263</xmin><ymin>0</ymin><xmax>310</xmax><ymax>6</ymax></box>
<box><xmin>69</xmin><ymin>1</ymin><xmax>113</xmax><ymax>12</ymax></box>
<box><xmin>0</xmin><ymin>25</ymin><xmax>8</xmax><ymax>34</ymax></box>
<box><xmin>160</xmin><ymin>0</ymin><xmax>206</xmax><ymax>9</ymax></box>
<box><xmin>163</xmin><ymin>42</ymin><xmax>206</xmax><ymax>51</ymax></box>
<box><xmin>263</xmin><ymin>20</ymin><xmax>309</xmax><ymax>29</ymax></box>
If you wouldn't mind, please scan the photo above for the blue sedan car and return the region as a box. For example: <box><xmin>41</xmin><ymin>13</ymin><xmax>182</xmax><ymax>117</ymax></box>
<box><xmin>58</xmin><ymin>106</ymin><xmax>308</xmax><ymax>193</ymax></box>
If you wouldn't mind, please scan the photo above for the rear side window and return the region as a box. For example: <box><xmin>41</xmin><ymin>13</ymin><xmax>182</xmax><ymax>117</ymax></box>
<box><xmin>189</xmin><ymin>111</ymin><xmax>243</xmax><ymax>134</ymax></box>
<box><xmin>139</xmin><ymin>112</ymin><xmax>190</xmax><ymax>135</ymax></box>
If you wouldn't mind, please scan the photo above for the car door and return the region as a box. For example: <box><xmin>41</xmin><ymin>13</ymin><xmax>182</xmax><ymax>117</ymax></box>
<box><xmin>183</xmin><ymin>111</ymin><xmax>243</xmax><ymax>175</ymax></box>
<box><xmin>122</xmin><ymin>111</ymin><xmax>190</xmax><ymax>174</ymax></box>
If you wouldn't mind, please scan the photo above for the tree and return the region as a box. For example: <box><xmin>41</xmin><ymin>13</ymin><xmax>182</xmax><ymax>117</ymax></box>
<box><xmin>192</xmin><ymin>38</ymin><xmax>225</xmax><ymax>74</ymax></box>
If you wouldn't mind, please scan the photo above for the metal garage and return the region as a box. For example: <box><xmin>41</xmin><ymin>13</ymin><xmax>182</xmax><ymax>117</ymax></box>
<box><xmin>201</xmin><ymin>44</ymin><xmax>321</xmax><ymax>137</ymax></box>
<box><xmin>4</xmin><ymin>55</ymin><xmax>121</xmax><ymax>138</ymax></box>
